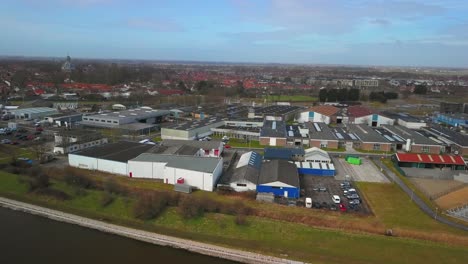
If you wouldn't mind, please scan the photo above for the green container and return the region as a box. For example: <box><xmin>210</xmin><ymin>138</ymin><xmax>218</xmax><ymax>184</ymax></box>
<box><xmin>346</xmin><ymin>156</ymin><xmax>362</xmax><ymax>165</ymax></box>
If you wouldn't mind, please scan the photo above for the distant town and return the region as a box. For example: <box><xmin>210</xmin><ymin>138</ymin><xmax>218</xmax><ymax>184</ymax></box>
<box><xmin>0</xmin><ymin>56</ymin><xmax>467</xmax><ymax>264</ymax></box>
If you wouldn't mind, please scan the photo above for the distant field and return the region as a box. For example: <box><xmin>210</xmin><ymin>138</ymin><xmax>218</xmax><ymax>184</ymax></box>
<box><xmin>436</xmin><ymin>186</ymin><xmax>468</xmax><ymax>210</ymax></box>
<box><xmin>264</xmin><ymin>95</ymin><xmax>317</xmax><ymax>102</ymax></box>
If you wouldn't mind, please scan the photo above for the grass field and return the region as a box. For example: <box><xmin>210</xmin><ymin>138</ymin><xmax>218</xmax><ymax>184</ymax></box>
<box><xmin>1</xmin><ymin>170</ymin><xmax>468</xmax><ymax>263</ymax></box>
<box><xmin>227</xmin><ymin>138</ymin><xmax>262</xmax><ymax>148</ymax></box>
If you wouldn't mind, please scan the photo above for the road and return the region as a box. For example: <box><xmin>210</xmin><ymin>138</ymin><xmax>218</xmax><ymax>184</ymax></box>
<box><xmin>374</xmin><ymin>158</ymin><xmax>468</xmax><ymax>232</ymax></box>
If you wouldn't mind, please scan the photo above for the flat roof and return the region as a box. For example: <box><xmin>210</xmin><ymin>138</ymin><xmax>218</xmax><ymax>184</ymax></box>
<box><xmin>395</xmin><ymin>153</ymin><xmax>465</xmax><ymax>166</ymax></box>
<box><xmin>264</xmin><ymin>148</ymin><xmax>305</xmax><ymax>160</ymax></box>
<box><xmin>130</xmin><ymin>153</ymin><xmax>220</xmax><ymax>173</ymax></box>
<box><xmin>253</xmin><ymin>105</ymin><xmax>302</xmax><ymax>116</ymax></box>
<box><xmin>161</xmin><ymin>139</ymin><xmax>222</xmax><ymax>150</ymax></box>
<box><xmin>164</xmin><ymin>117</ymin><xmax>225</xmax><ymax>131</ymax></box>
<box><xmin>306</xmin><ymin>122</ymin><xmax>338</xmax><ymax>141</ymax></box>
<box><xmin>348</xmin><ymin>124</ymin><xmax>390</xmax><ymax>143</ymax></box>
<box><xmin>260</xmin><ymin>120</ymin><xmax>287</xmax><ymax>138</ymax></box>
<box><xmin>72</xmin><ymin>141</ymin><xmax>157</xmax><ymax>162</ymax></box>
<box><xmin>382</xmin><ymin>125</ymin><xmax>439</xmax><ymax>145</ymax></box>
<box><xmin>12</xmin><ymin>107</ymin><xmax>57</xmax><ymax>114</ymax></box>
<box><xmin>86</xmin><ymin>107</ymin><xmax>170</xmax><ymax>120</ymax></box>
<box><xmin>380</xmin><ymin>111</ymin><xmax>424</xmax><ymax>123</ymax></box>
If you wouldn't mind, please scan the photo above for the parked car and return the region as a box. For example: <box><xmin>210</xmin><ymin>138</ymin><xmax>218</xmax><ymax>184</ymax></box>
<box><xmin>332</xmin><ymin>195</ymin><xmax>341</xmax><ymax>204</ymax></box>
<box><xmin>36</xmin><ymin>127</ymin><xmax>43</xmax><ymax>132</ymax></box>
<box><xmin>1</xmin><ymin>139</ymin><xmax>11</xmax><ymax>144</ymax></box>
<box><xmin>330</xmin><ymin>204</ymin><xmax>338</xmax><ymax>211</ymax></box>
<box><xmin>27</xmin><ymin>134</ymin><xmax>35</xmax><ymax>140</ymax></box>
<box><xmin>224</xmin><ymin>144</ymin><xmax>232</xmax><ymax>149</ymax></box>
<box><xmin>346</xmin><ymin>193</ymin><xmax>360</xmax><ymax>200</ymax></box>
<box><xmin>10</xmin><ymin>141</ymin><xmax>19</xmax><ymax>145</ymax></box>
<box><xmin>343</xmin><ymin>188</ymin><xmax>356</xmax><ymax>195</ymax></box>
<box><xmin>349</xmin><ymin>199</ymin><xmax>361</xmax><ymax>205</ymax></box>
<box><xmin>305</xmin><ymin>197</ymin><xmax>312</xmax><ymax>208</ymax></box>
<box><xmin>319</xmin><ymin>186</ymin><xmax>327</xmax><ymax>192</ymax></box>
<box><xmin>287</xmin><ymin>200</ymin><xmax>296</xmax><ymax>207</ymax></box>
<box><xmin>339</xmin><ymin>203</ymin><xmax>347</xmax><ymax>212</ymax></box>
<box><xmin>34</xmin><ymin>131</ymin><xmax>41</xmax><ymax>135</ymax></box>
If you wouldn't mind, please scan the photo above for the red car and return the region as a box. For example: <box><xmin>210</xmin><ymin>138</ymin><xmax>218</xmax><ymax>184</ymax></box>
<box><xmin>36</xmin><ymin>127</ymin><xmax>43</xmax><ymax>132</ymax></box>
<box><xmin>224</xmin><ymin>144</ymin><xmax>232</xmax><ymax>149</ymax></box>
<box><xmin>27</xmin><ymin>134</ymin><xmax>35</xmax><ymax>140</ymax></box>
<box><xmin>339</xmin><ymin>203</ymin><xmax>347</xmax><ymax>212</ymax></box>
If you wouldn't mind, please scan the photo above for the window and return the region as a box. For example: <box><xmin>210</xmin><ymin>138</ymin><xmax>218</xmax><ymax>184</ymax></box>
<box><xmin>113</xmin><ymin>121</ymin><xmax>118</xmax><ymax>124</ymax></box>
<box><xmin>422</xmin><ymin>146</ymin><xmax>430</xmax><ymax>153</ymax></box>
<box><xmin>236</xmin><ymin>183</ymin><xmax>247</xmax><ymax>187</ymax></box>
<box><xmin>373</xmin><ymin>144</ymin><xmax>381</xmax><ymax>151</ymax></box>
<box><xmin>272</xmin><ymin>186</ymin><xmax>281</xmax><ymax>189</ymax></box>
<box><xmin>107</xmin><ymin>120</ymin><xmax>112</xmax><ymax>123</ymax></box>
<box><xmin>101</xmin><ymin>120</ymin><xmax>106</xmax><ymax>122</ymax></box>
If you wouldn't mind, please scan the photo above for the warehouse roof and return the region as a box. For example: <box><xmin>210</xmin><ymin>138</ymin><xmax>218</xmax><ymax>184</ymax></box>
<box><xmin>347</xmin><ymin>105</ymin><xmax>373</xmax><ymax>118</ymax></box>
<box><xmin>230</xmin><ymin>151</ymin><xmax>263</xmax><ymax>184</ymax></box>
<box><xmin>382</xmin><ymin>125</ymin><xmax>439</xmax><ymax>145</ymax></box>
<box><xmin>426</xmin><ymin>125</ymin><xmax>468</xmax><ymax>147</ymax></box>
<box><xmin>395</xmin><ymin>153</ymin><xmax>465</xmax><ymax>166</ymax></box>
<box><xmin>72</xmin><ymin>141</ymin><xmax>157</xmax><ymax>162</ymax></box>
<box><xmin>306</xmin><ymin>122</ymin><xmax>338</xmax><ymax>141</ymax></box>
<box><xmin>380</xmin><ymin>111</ymin><xmax>423</xmax><ymax>123</ymax></box>
<box><xmin>87</xmin><ymin>107</ymin><xmax>170</xmax><ymax>120</ymax></box>
<box><xmin>308</xmin><ymin>105</ymin><xmax>340</xmax><ymax>117</ymax></box>
<box><xmin>260</xmin><ymin>120</ymin><xmax>287</xmax><ymax>138</ymax></box>
<box><xmin>264</xmin><ymin>148</ymin><xmax>305</xmax><ymax>160</ymax></box>
<box><xmin>161</xmin><ymin>139</ymin><xmax>222</xmax><ymax>150</ymax></box>
<box><xmin>348</xmin><ymin>124</ymin><xmax>389</xmax><ymax>143</ymax></box>
<box><xmin>130</xmin><ymin>153</ymin><xmax>221</xmax><ymax>173</ymax></box>
<box><xmin>253</xmin><ymin>105</ymin><xmax>302</xmax><ymax>116</ymax></box>
<box><xmin>259</xmin><ymin>160</ymin><xmax>299</xmax><ymax>188</ymax></box>
<box><xmin>163</xmin><ymin>117</ymin><xmax>225</xmax><ymax>131</ymax></box>
<box><xmin>304</xmin><ymin>147</ymin><xmax>330</xmax><ymax>160</ymax></box>
<box><xmin>12</xmin><ymin>107</ymin><xmax>57</xmax><ymax>115</ymax></box>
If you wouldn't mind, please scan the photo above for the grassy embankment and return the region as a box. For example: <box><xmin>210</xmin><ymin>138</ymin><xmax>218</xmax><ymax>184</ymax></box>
<box><xmin>0</xmin><ymin>168</ymin><xmax>467</xmax><ymax>264</ymax></box>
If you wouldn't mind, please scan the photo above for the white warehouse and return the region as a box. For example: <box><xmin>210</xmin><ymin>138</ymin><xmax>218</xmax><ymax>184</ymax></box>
<box><xmin>128</xmin><ymin>153</ymin><xmax>223</xmax><ymax>192</ymax></box>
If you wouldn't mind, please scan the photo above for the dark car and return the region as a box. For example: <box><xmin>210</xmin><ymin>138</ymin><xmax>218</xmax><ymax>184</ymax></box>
<box><xmin>330</xmin><ymin>204</ymin><xmax>338</xmax><ymax>211</ymax></box>
<box><xmin>27</xmin><ymin>135</ymin><xmax>35</xmax><ymax>140</ymax></box>
<box><xmin>346</xmin><ymin>193</ymin><xmax>360</xmax><ymax>200</ymax></box>
<box><xmin>10</xmin><ymin>141</ymin><xmax>19</xmax><ymax>145</ymax></box>
<box><xmin>349</xmin><ymin>199</ymin><xmax>360</xmax><ymax>205</ymax></box>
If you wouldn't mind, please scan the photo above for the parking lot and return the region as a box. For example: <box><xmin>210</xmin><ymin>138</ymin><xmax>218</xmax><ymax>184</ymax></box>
<box><xmin>333</xmin><ymin>156</ymin><xmax>390</xmax><ymax>183</ymax></box>
<box><xmin>300</xmin><ymin>175</ymin><xmax>371</xmax><ymax>214</ymax></box>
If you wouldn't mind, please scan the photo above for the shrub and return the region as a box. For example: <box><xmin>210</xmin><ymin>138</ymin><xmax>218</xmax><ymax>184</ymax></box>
<box><xmin>178</xmin><ymin>196</ymin><xmax>203</xmax><ymax>219</ymax></box>
<box><xmin>64</xmin><ymin>173</ymin><xmax>95</xmax><ymax>189</ymax></box>
<box><xmin>35</xmin><ymin>188</ymin><xmax>71</xmax><ymax>200</ymax></box>
<box><xmin>133</xmin><ymin>193</ymin><xmax>168</xmax><ymax>220</ymax></box>
<box><xmin>103</xmin><ymin>178</ymin><xmax>128</xmax><ymax>195</ymax></box>
<box><xmin>100</xmin><ymin>192</ymin><xmax>115</xmax><ymax>207</ymax></box>
<box><xmin>234</xmin><ymin>213</ymin><xmax>248</xmax><ymax>226</ymax></box>
<box><xmin>26</xmin><ymin>173</ymin><xmax>50</xmax><ymax>192</ymax></box>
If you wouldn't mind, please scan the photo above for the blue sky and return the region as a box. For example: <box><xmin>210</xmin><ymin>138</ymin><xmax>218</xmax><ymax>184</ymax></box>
<box><xmin>2</xmin><ymin>0</ymin><xmax>468</xmax><ymax>67</ymax></box>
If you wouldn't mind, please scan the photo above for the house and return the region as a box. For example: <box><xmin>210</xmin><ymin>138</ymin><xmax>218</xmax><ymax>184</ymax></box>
<box><xmin>257</xmin><ymin>160</ymin><xmax>300</xmax><ymax>198</ymax></box>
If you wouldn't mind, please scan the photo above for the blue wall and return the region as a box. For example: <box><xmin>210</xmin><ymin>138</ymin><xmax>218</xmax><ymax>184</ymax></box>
<box><xmin>298</xmin><ymin>168</ymin><xmax>335</xmax><ymax>176</ymax></box>
<box><xmin>436</xmin><ymin>114</ymin><xmax>468</xmax><ymax>127</ymax></box>
<box><xmin>257</xmin><ymin>185</ymin><xmax>299</xmax><ymax>198</ymax></box>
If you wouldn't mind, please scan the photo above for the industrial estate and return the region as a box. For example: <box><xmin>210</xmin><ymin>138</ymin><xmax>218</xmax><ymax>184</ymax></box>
<box><xmin>0</xmin><ymin>56</ymin><xmax>467</xmax><ymax>264</ymax></box>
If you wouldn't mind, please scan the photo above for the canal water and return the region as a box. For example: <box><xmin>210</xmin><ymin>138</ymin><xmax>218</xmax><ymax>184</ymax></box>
<box><xmin>0</xmin><ymin>207</ymin><xmax>238</xmax><ymax>264</ymax></box>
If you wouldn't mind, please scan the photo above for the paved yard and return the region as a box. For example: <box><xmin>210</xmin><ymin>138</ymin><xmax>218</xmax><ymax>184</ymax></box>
<box><xmin>333</xmin><ymin>157</ymin><xmax>389</xmax><ymax>183</ymax></box>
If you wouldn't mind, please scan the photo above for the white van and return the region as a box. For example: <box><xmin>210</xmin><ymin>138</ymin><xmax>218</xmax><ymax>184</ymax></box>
<box><xmin>305</xmin><ymin>197</ymin><xmax>312</xmax><ymax>208</ymax></box>
<box><xmin>332</xmin><ymin>195</ymin><xmax>341</xmax><ymax>204</ymax></box>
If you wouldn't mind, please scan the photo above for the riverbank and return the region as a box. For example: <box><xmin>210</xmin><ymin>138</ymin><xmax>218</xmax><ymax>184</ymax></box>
<box><xmin>0</xmin><ymin>197</ymin><xmax>302</xmax><ymax>264</ymax></box>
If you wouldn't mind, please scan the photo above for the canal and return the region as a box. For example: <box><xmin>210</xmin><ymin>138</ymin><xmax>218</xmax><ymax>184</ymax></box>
<box><xmin>0</xmin><ymin>207</ymin><xmax>238</xmax><ymax>264</ymax></box>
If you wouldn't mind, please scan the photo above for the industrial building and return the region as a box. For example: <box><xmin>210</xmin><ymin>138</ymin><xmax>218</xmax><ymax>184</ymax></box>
<box><xmin>393</xmin><ymin>153</ymin><xmax>466</xmax><ymax>171</ymax></box>
<box><xmin>264</xmin><ymin>147</ymin><xmax>305</xmax><ymax>161</ymax></box>
<box><xmin>45</xmin><ymin>112</ymin><xmax>83</xmax><ymax>127</ymax></box>
<box><xmin>382</xmin><ymin>125</ymin><xmax>444</xmax><ymax>154</ymax></box>
<box><xmin>304</xmin><ymin>147</ymin><xmax>332</xmax><ymax>163</ymax></box>
<box><xmin>68</xmin><ymin>141</ymin><xmax>158</xmax><ymax>175</ymax></box>
<box><xmin>347</xmin><ymin>106</ymin><xmax>394</xmax><ymax>127</ymax></box>
<box><xmin>257</xmin><ymin>160</ymin><xmax>300</xmax><ymax>198</ymax></box>
<box><xmin>10</xmin><ymin>107</ymin><xmax>58</xmax><ymax>120</ymax></box>
<box><xmin>435</xmin><ymin>113</ymin><xmax>468</xmax><ymax>128</ymax></box>
<box><xmin>127</xmin><ymin>153</ymin><xmax>223</xmax><ymax>192</ymax></box>
<box><xmin>81</xmin><ymin>107</ymin><xmax>170</xmax><ymax>132</ymax></box>
<box><xmin>295</xmin><ymin>161</ymin><xmax>336</xmax><ymax>176</ymax></box>
<box><xmin>307</xmin><ymin>122</ymin><xmax>340</xmax><ymax>149</ymax></box>
<box><xmin>286</xmin><ymin>124</ymin><xmax>310</xmax><ymax>146</ymax></box>
<box><xmin>210</xmin><ymin>119</ymin><xmax>263</xmax><ymax>141</ymax></box>
<box><xmin>297</xmin><ymin>105</ymin><xmax>340</xmax><ymax>124</ymax></box>
<box><xmin>259</xmin><ymin>120</ymin><xmax>287</xmax><ymax>146</ymax></box>
<box><xmin>348</xmin><ymin>124</ymin><xmax>393</xmax><ymax>152</ymax></box>
<box><xmin>248</xmin><ymin>105</ymin><xmax>302</xmax><ymax>121</ymax></box>
<box><xmin>425</xmin><ymin>125</ymin><xmax>468</xmax><ymax>156</ymax></box>
<box><xmin>161</xmin><ymin>117</ymin><xmax>225</xmax><ymax>140</ymax></box>
<box><xmin>380</xmin><ymin>111</ymin><xmax>426</xmax><ymax>129</ymax></box>
<box><xmin>219</xmin><ymin>151</ymin><xmax>263</xmax><ymax>192</ymax></box>
<box><xmin>53</xmin><ymin>130</ymin><xmax>107</xmax><ymax>154</ymax></box>
<box><xmin>161</xmin><ymin>139</ymin><xmax>224</xmax><ymax>157</ymax></box>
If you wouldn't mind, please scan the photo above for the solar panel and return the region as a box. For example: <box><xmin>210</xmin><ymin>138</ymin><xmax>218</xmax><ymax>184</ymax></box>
<box><xmin>336</xmin><ymin>133</ymin><xmax>344</xmax><ymax>139</ymax></box>
<box><xmin>349</xmin><ymin>134</ymin><xmax>357</xmax><ymax>140</ymax></box>
<box><xmin>313</xmin><ymin>123</ymin><xmax>322</xmax><ymax>132</ymax></box>
<box><xmin>384</xmin><ymin>135</ymin><xmax>395</xmax><ymax>142</ymax></box>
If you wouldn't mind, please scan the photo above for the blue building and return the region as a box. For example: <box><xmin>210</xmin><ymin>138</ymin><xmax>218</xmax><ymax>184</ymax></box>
<box><xmin>257</xmin><ymin>160</ymin><xmax>300</xmax><ymax>198</ymax></box>
<box><xmin>296</xmin><ymin>162</ymin><xmax>336</xmax><ymax>176</ymax></box>
<box><xmin>435</xmin><ymin>113</ymin><xmax>468</xmax><ymax>128</ymax></box>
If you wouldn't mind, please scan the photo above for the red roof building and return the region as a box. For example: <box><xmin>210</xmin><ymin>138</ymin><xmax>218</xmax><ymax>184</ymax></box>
<box><xmin>395</xmin><ymin>153</ymin><xmax>466</xmax><ymax>166</ymax></box>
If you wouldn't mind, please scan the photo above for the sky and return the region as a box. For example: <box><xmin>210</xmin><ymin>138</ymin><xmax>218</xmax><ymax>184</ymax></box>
<box><xmin>2</xmin><ymin>0</ymin><xmax>468</xmax><ymax>67</ymax></box>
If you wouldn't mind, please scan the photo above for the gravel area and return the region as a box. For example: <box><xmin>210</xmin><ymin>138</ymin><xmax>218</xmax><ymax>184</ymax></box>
<box><xmin>333</xmin><ymin>157</ymin><xmax>389</xmax><ymax>183</ymax></box>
